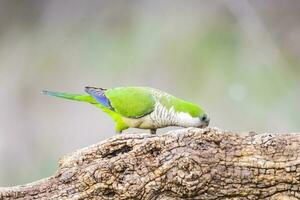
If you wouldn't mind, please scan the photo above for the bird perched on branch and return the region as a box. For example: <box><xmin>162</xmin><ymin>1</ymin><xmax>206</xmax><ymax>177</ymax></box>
<box><xmin>43</xmin><ymin>87</ymin><xmax>210</xmax><ymax>134</ymax></box>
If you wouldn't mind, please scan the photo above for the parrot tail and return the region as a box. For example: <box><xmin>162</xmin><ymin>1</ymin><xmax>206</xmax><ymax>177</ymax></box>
<box><xmin>43</xmin><ymin>90</ymin><xmax>96</xmax><ymax>103</ymax></box>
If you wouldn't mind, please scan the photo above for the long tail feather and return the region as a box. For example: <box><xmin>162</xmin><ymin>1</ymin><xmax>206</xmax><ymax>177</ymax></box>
<box><xmin>43</xmin><ymin>90</ymin><xmax>96</xmax><ymax>103</ymax></box>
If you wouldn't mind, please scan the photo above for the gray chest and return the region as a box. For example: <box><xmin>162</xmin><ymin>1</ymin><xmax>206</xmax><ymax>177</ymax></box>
<box><xmin>148</xmin><ymin>103</ymin><xmax>177</xmax><ymax>128</ymax></box>
<box><xmin>121</xmin><ymin>103</ymin><xmax>177</xmax><ymax>129</ymax></box>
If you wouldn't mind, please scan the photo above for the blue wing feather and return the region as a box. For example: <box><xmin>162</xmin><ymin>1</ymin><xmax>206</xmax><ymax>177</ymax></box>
<box><xmin>85</xmin><ymin>87</ymin><xmax>114</xmax><ymax>110</ymax></box>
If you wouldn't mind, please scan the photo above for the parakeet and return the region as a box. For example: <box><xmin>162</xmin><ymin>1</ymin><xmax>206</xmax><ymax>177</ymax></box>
<box><xmin>43</xmin><ymin>87</ymin><xmax>210</xmax><ymax>134</ymax></box>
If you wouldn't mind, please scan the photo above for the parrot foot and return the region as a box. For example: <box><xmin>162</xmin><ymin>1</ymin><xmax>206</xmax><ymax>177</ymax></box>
<box><xmin>116</xmin><ymin>131</ymin><xmax>122</xmax><ymax>134</ymax></box>
<box><xmin>150</xmin><ymin>129</ymin><xmax>157</xmax><ymax>134</ymax></box>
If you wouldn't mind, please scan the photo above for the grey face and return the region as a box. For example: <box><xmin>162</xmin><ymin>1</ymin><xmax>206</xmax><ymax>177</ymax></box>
<box><xmin>198</xmin><ymin>114</ymin><xmax>210</xmax><ymax>128</ymax></box>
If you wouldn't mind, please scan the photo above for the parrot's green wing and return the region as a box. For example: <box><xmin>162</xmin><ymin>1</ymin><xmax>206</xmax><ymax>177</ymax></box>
<box><xmin>105</xmin><ymin>87</ymin><xmax>155</xmax><ymax>118</ymax></box>
<box><xmin>85</xmin><ymin>87</ymin><xmax>156</xmax><ymax>118</ymax></box>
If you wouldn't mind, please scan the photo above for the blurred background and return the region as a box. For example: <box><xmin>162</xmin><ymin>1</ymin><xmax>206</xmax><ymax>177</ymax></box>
<box><xmin>0</xmin><ymin>0</ymin><xmax>299</xmax><ymax>186</ymax></box>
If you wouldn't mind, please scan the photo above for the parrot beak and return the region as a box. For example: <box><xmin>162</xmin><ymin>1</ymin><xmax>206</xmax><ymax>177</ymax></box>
<box><xmin>199</xmin><ymin>114</ymin><xmax>210</xmax><ymax>128</ymax></box>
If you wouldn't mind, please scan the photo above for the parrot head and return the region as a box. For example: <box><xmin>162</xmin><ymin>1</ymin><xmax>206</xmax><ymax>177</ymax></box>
<box><xmin>174</xmin><ymin>109</ymin><xmax>210</xmax><ymax>128</ymax></box>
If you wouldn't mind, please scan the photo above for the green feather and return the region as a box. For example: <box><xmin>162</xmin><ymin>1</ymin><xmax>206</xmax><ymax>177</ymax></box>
<box><xmin>94</xmin><ymin>104</ymin><xmax>129</xmax><ymax>132</ymax></box>
<box><xmin>105</xmin><ymin>87</ymin><xmax>155</xmax><ymax>118</ymax></box>
<box><xmin>159</xmin><ymin>95</ymin><xmax>204</xmax><ymax>117</ymax></box>
<box><xmin>43</xmin><ymin>91</ymin><xmax>97</xmax><ymax>103</ymax></box>
<box><xmin>43</xmin><ymin>90</ymin><xmax>129</xmax><ymax>132</ymax></box>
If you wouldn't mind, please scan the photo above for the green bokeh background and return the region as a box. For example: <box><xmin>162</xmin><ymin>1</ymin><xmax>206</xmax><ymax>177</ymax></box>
<box><xmin>0</xmin><ymin>0</ymin><xmax>299</xmax><ymax>186</ymax></box>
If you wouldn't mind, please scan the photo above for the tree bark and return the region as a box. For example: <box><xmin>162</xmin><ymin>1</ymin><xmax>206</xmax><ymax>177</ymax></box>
<box><xmin>1</xmin><ymin>127</ymin><xmax>300</xmax><ymax>200</ymax></box>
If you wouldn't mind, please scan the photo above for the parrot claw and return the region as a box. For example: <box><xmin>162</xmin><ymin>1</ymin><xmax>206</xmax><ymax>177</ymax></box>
<box><xmin>150</xmin><ymin>129</ymin><xmax>157</xmax><ymax>134</ymax></box>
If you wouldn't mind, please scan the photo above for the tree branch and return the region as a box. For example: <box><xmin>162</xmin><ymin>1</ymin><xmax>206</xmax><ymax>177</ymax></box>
<box><xmin>1</xmin><ymin>128</ymin><xmax>300</xmax><ymax>200</ymax></box>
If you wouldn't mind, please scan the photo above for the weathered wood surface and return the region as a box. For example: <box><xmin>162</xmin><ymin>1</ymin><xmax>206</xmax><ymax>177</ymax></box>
<box><xmin>1</xmin><ymin>127</ymin><xmax>300</xmax><ymax>200</ymax></box>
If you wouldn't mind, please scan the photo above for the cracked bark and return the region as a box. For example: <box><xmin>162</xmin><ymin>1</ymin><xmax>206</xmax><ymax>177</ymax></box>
<box><xmin>1</xmin><ymin>128</ymin><xmax>300</xmax><ymax>200</ymax></box>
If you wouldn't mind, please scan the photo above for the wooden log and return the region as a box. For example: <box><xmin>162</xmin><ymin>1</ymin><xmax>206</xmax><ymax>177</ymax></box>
<box><xmin>1</xmin><ymin>128</ymin><xmax>300</xmax><ymax>200</ymax></box>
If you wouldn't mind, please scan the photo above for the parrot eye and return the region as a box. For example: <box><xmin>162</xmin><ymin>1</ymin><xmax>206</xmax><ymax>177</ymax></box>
<box><xmin>200</xmin><ymin>114</ymin><xmax>210</xmax><ymax>125</ymax></box>
<box><xmin>201</xmin><ymin>114</ymin><xmax>207</xmax><ymax>121</ymax></box>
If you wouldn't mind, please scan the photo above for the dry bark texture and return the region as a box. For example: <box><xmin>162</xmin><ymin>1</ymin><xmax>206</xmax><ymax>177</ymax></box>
<box><xmin>1</xmin><ymin>127</ymin><xmax>300</xmax><ymax>200</ymax></box>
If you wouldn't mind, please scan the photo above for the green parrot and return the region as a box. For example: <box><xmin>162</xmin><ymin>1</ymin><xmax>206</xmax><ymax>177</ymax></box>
<box><xmin>43</xmin><ymin>86</ymin><xmax>210</xmax><ymax>134</ymax></box>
